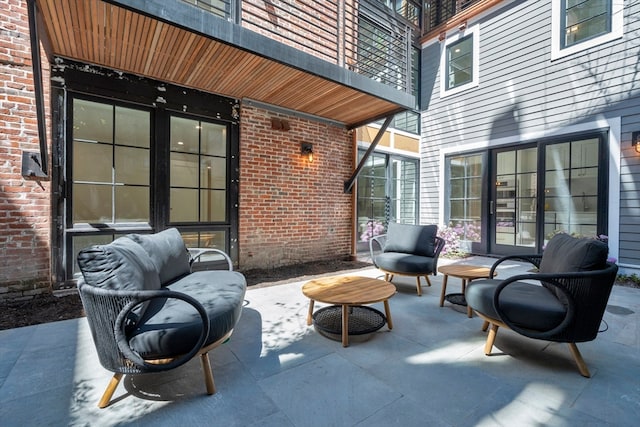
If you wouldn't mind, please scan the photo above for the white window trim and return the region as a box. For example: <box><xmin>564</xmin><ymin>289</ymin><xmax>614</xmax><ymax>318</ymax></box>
<box><xmin>439</xmin><ymin>24</ymin><xmax>480</xmax><ymax>98</ymax></box>
<box><xmin>551</xmin><ymin>0</ymin><xmax>624</xmax><ymax>61</ymax></box>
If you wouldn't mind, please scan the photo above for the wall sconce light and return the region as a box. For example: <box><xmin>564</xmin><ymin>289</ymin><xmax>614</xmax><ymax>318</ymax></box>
<box><xmin>301</xmin><ymin>142</ymin><xmax>313</xmax><ymax>162</ymax></box>
<box><xmin>633</xmin><ymin>131</ymin><xmax>640</xmax><ymax>153</ymax></box>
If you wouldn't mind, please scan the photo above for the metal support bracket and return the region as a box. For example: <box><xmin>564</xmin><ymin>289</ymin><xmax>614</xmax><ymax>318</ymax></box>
<box><xmin>343</xmin><ymin>115</ymin><xmax>394</xmax><ymax>193</ymax></box>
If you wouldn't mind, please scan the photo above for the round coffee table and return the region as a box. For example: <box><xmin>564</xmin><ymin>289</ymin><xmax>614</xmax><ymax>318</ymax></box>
<box><xmin>302</xmin><ymin>276</ymin><xmax>396</xmax><ymax>347</ymax></box>
<box><xmin>438</xmin><ymin>264</ymin><xmax>496</xmax><ymax>317</ymax></box>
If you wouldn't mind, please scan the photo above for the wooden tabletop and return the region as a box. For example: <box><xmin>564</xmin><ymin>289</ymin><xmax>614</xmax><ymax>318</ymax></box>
<box><xmin>437</xmin><ymin>264</ymin><xmax>494</xmax><ymax>280</ymax></box>
<box><xmin>302</xmin><ymin>276</ymin><xmax>396</xmax><ymax>305</ymax></box>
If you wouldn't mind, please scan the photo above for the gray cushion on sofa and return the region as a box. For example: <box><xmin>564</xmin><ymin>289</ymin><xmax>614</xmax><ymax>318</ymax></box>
<box><xmin>539</xmin><ymin>233</ymin><xmax>608</xmax><ymax>302</ymax></box>
<box><xmin>465</xmin><ymin>279</ymin><xmax>567</xmax><ymax>332</ymax></box>
<box><xmin>77</xmin><ymin>237</ymin><xmax>161</xmax><ymax>292</ymax></box>
<box><xmin>128</xmin><ymin>271</ymin><xmax>247</xmax><ymax>358</ymax></box>
<box><xmin>127</xmin><ymin>228</ymin><xmax>191</xmax><ymax>284</ymax></box>
<box><xmin>384</xmin><ymin>223</ymin><xmax>437</xmax><ymax>257</ymax></box>
<box><xmin>539</xmin><ymin>233</ymin><xmax>608</xmax><ymax>274</ymax></box>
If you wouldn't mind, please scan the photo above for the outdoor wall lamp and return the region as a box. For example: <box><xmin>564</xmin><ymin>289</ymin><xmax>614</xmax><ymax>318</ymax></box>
<box><xmin>633</xmin><ymin>132</ymin><xmax>640</xmax><ymax>153</ymax></box>
<box><xmin>301</xmin><ymin>142</ymin><xmax>313</xmax><ymax>162</ymax></box>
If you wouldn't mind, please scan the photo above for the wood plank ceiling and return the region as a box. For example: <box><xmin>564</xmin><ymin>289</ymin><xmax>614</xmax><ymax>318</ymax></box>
<box><xmin>36</xmin><ymin>0</ymin><xmax>406</xmax><ymax>127</ymax></box>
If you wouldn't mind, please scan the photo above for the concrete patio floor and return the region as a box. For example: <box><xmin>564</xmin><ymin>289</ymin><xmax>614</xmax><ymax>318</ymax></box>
<box><xmin>1</xmin><ymin>257</ymin><xmax>639</xmax><ymax>426</ymax></box>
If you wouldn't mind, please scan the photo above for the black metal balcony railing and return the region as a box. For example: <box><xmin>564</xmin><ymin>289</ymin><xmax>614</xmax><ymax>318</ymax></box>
<box><xmin>422</xmin><ymin>0</ymin><xmax>480</xmax><ymax>35</ymax></box>
<box><xmin>182</xmin><ymin>0</ymin><xmax>414</xmax><ymax>94</ymax></box>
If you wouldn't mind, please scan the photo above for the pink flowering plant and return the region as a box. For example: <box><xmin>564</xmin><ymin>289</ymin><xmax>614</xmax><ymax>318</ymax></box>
<box><xmin>360</xmin><ymin>220</ymin><xmax>385</xmax><ymax>242</ymax></box>
<box><xmin>438</xmin><ymin>222</ymin><xmax>480</xmax><ymax>258</ymax></box>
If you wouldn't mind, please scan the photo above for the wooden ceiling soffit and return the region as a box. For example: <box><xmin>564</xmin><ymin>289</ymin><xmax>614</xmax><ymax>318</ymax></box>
<box><xmin>36</xmin><ymin>0</ymin><xmax>412</xmax><ymax>127</ymax></box>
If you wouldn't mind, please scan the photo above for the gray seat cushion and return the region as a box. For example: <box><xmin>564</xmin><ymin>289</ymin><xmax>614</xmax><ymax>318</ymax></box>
<box><xmin>375</xmin><ymin>252</ymin><xmax>436</xmax><ymax>275</ymax></box>
<box><xmin>384</xmin><ymin>223</ymin><xmax>438</xmax><ymax>257</ymax></box>
<box><xmin>465</xmin><ymin>279</ymin><xmax>567</xmax><ymax>332</ymax></box>
<box><xmin>128</xmin><ymin>271</ymin><xmax>247</xmax><ymax>359</ymax></box>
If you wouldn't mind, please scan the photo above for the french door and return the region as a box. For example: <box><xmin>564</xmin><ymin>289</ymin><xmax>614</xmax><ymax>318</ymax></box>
<box><xmin>444</xmin><ymin>132</ymin><xmax>608</xmax><ymax>256</ymax></box>
<box><xmin>490</xmin><ymin>135</ymin><xmax>605</xmax><ymax>255</ymax></box>
<box><xmin>62</xmin><ymin>96</ymin><xmax>237</xmax><ymax>282</ymax></box>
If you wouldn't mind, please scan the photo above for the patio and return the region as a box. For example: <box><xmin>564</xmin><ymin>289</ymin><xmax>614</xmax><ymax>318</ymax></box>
<box><xmin>0</xmin><ymin>257</ymin><xmax>638</xmax><ymax>426</ymax></box>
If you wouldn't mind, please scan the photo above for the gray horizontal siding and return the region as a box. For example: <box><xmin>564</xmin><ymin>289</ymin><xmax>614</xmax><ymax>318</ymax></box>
<box><xmin>420</xmin><ymin>0</ymin><xmax>640</xmax><ymax>267</ymax></box>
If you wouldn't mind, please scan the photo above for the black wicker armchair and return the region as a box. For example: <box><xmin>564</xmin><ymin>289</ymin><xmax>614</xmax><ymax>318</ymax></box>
<box><xmin>77</xmin><ymin>228</ymin><xmax>246</xmax><ymax>408</ymax></box>
<box><xmin>465</xmin><ymin>233</ymin><xmax>618</xmax><ymax>377</ymax></box>
<box><xmin>369</xmin><ymin>222</ymin><xmax>445</xmax><ymax>296</ymax></box>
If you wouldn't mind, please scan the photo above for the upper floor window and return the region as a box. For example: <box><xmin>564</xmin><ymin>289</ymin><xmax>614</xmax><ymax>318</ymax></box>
<box><xmin>563</xmin><ymin>0</ymin><xmax>611</xmax><ymax>48</ymax></box>
<box><xmin>440</xmin><ymin>24</ymin><xmax>479</xmax><ymax>98</ymax></box>
<box><xmin>552</xmin><ymin>0</ymin><xmax>623</xmax><ymax>60</ymax></box>
<box><xmin>446</xmin><ymin>35</ymin><xmax>473</xmax><ymax>89</ymax></box>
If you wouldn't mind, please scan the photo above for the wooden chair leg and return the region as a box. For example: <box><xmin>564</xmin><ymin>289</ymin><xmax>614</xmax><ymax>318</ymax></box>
<box><xmin>98</xmin><ymin>372</ymin><xmax>123</xmax><ymax>409</ymax></box>
<box><xmin>484</xmin><ymin>323</ymin><xmax>499</xmax><ymax>355</ymax></box>
<box><xmin>481</xmin><ymin>320</ymin><xmax>490</xmax><ymax>331</ymax></box>
<box><xmin>424</xmin><ymin>275</ymin><xmax>432</xmax><ymax>287</ymax></box>
<box><xmin>415</xmin><ymin>276</ymin><xmax>422</xmax><ymax>296</ymax></box>
<box><xmin>200</xmin><ymin>352</ymin><xmax>216</xmax><ymax>394</ymax></box>
<box><xmin>568</xmin><ymin>342</ymin><xmax>591</xmax><ymax>378</ymax></box>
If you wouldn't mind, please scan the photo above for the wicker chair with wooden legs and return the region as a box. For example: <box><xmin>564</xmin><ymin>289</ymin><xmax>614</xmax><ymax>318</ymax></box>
<box><xmin>77</xmin><ymin>228</ymin><xmax>246</xmax><ymax>408</ymax></box>
<box><xmin>369</xmin><ymin>222</ymin><xmax>445</xmax><ymax>296</ymax></box>
<box><xmin>465</xmin><ymin>233</ymin><xmax>618</xmax><ymax>377</ymax></box>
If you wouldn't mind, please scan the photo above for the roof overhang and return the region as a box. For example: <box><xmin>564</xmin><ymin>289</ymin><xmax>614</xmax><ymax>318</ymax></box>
<box><xmin>35</xmin><ymin>0</ymin><xmax>414</xmax><ymax>128</ymax></box>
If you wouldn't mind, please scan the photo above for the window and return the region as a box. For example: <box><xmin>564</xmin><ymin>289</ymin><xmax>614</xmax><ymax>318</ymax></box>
<box><xmin>562</xmin><ymin>0</ymin><xmax>611</xmax><ymax>48</ymax></box>
<box><xmin>169</xmin><ymin>116</ymin><xmax>228</xmax><ymax>223</ymax></box>
<box><xmin>440</xmin><ymin>24</ymin><xmax>479</xmax><ymax>97</ymax></box>
<box><xmin>72</xmin><ymin>99</ymin><xmax>151</xmax><ymax>225</ymax></box>
<box><xmin>446</xmin><ymin>154</ymin><xmax>483</xmax><ymax>245</ymax></box>
<box><xmin>551</xmin><ymin>0</ymin><xmax>623</xmax><ymax>59</ymax></box>
<box><xmin>446</xmin><ymin>35</ymin><xmax>473</xmax><ymax>89</ymax></box>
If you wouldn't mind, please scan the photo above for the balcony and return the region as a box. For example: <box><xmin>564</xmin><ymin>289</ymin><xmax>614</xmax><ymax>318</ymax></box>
<box><xmin>184</xmin><ymin>0</ymin><xmax>415</xmax><ymax>94</ymax></box>
<box><xmin>34</xmin><ymin>0</ymin><xmax>417</xmax><ymax>127</ymax></box>
<box><xmin>422</xmin><ymin>0</ymin><xmax>503</xmax><ymax>40</ymax></box>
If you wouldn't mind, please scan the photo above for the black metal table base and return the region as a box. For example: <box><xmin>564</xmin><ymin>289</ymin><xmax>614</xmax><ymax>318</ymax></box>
<box><xmin>312</xmin><ymin>305</ymin><xmax>386</xmax><ymax>342</ymax></box>
<box><xmin>444</xmin><ymin>293</ymin><xmax>467</xmax><ymax>306</ymax></box>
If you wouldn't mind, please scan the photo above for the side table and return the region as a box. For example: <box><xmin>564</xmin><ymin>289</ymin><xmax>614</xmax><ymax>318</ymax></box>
<box><xmin>437</xmin><ymin>264</ymin><xmax>495</xmax><ymax>317</ymax></box>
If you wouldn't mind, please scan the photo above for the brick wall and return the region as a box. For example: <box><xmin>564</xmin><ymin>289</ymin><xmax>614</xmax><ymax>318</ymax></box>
<box><xmin>0</xmin><ymin>0</ymin><xmax>52</xmax><ymax>300</ymax></box>
<box><xmin>239</xmin><ymin>104</ymin><xmax>354</xmax><ymax>270</ymax></box>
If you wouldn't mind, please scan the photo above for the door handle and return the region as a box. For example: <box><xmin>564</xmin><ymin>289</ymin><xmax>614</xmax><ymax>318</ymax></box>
<box><xmin>489</xmin><ymin>201</ymin><xmax>494</xmax><ymax>215</ymax></box>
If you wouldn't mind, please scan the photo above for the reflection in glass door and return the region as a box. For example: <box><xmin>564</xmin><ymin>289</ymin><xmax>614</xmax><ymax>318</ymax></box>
<box><xmin>69</xmin><ymin>98</ymin><xmax>152</xmax><ymax>275</ymax></box>
<box><xmin>543</xmin><ymin>137</ymin><xmax>600</xmax><ymax>245</ymax></box>
<box><xmin>492</xmin><ymin>146</ymin><xmax>538</xmax><ymax>251</ymax></box>
<box><xmin>169</xmin><ymin>115</ymin><xmax>230</xmax><ymax>260</ymax></box>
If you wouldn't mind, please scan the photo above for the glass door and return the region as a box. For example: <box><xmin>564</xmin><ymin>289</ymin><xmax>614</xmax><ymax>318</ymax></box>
<box><xmin>542</xmin><ymin>137</ymin><xmax>601</xmax><ymax>245</ymax></box>
<box><xmin>67</xmin><ymin>97</ymin><xmax>153</xmax><ymax>277</ymax></box>
<box><xmin>168</xmin><ymin>114</ymin><xmax>231</xmax><ymax>261</ymax></box>
<box><xmin>489</xmin><ymin>135</ymin><xmax>605</xmax><ymax>255</ymax></box>
<box><xmin>491</xmin><ymin>146</ymin><xmax>538</xmax><ymax>254</ymax></box>
<box><xmin>356</xmin><ymin>151</ymin><xmax>419</xmax><ymax>252</ymax></box>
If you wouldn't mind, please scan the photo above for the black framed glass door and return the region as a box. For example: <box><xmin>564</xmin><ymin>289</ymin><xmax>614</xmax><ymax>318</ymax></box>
<box><xmin>444</xmin><ymin>132</ymin><xmax>608</xmax><ymax>257</ymax></box>
<box><xmin>488</xmin><ymin>134</ymin><xmax>606</xmax><ymax>255</ymax></box>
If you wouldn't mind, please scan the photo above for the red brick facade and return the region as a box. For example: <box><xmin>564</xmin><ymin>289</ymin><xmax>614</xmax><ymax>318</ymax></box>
<box><xmin>0</xmin><ymin>2</ymin><xmax>358</xmax><ymax>299</ymax></box>
<box><xmin>238</xmin><ymin>104</ymin><xmax>354</xmax><ymax>270</ymax></box>
<box><xmin>0</xmin><ymin>0</ymin><xmax>52</xmax><ymax>299</ymax></box>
